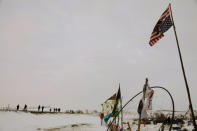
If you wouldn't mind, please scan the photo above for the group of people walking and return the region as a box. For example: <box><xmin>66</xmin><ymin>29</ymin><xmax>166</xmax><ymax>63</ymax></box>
<box><xmin>37</xmin><ymin>105</ymin><xmax>45</xmax><ymax>112</ymax></box>
<box><xmin>16</xmin><ymin>104</ymin><xmax>61</xmax><ymax>113</ymax></box>
<box><xmin>53</xmin><ymin>108</ymin><xmax>61</xmax><ymax>112</ymax></box>
<box><xmin>16</xmin><ymin>104</ymin><xmax>27</xmax><ymax>111</ymax></box>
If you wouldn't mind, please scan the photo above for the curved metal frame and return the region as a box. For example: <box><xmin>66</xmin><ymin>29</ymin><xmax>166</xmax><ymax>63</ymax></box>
<box><xmin>107</xmin><ymin>86</ymin><xmax>175</xmax><ymax>131</ymax></box>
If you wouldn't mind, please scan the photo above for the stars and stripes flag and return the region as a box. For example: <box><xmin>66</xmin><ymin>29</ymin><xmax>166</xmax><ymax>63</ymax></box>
<box><xmin>149</xmin><ymin>5</ymin><xmax>173</xmax><ymax>46</ymax></box>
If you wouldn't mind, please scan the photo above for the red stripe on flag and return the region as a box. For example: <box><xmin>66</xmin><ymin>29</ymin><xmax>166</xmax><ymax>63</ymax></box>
<box><xmin>161</xmin><ymin>7</ymin><xmax>170</xmax><ymax>19</ymax></box>
<box><xmin>149</xmin><ymin>34</ymin><xmax>163</xmax><ymax>46</ymax></box>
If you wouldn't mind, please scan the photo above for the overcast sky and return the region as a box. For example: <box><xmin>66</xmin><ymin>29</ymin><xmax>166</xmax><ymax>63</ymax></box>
<box><xmin>0</xmin><ymin>0</ymin><xmax>197</xmax><ymax>111</ymax></box>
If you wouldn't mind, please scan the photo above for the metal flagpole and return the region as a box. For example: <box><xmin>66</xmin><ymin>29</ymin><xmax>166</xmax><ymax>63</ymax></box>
<box><xmin>169</xmin><ymin>4</ymin><xmax>197</xmax><ymax>130</ymax></box>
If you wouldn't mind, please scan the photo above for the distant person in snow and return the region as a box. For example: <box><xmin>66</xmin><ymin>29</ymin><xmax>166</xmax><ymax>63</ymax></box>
<box><xmin>38</xmin><ymin>105</ymin><xmax>40</xmax><ymax>112</ymax></box>
<box><xmin>16</xmin><ymin>104</ymin><xmax>19</xmax><ymax>111</ymax></box>
<box><xmin>23</xmin><ymin>104</ymin><xmax>27</xmax><ymax>111</ymax></box>
<box><xmin>41</xmin><ymin>106</ymin><xmax>44</xmax><ymax>112</ymax></box>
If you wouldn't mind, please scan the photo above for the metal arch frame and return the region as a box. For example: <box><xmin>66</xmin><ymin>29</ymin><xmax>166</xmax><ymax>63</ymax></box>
<box><xmin>107</xmin><ymin>86</ymin><xmax>175</xmax><ymax>131</ymax></box>
<box><xmin>151</xmin><ymin>86</ymin><xmax>175</xmax><ymax>131</ymax></box>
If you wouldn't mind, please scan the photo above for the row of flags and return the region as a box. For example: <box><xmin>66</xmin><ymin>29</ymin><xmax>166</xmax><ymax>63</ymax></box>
<box><xmin>102</xmin><ymin>81</ymin><xmax>154</xmax><ymax>125</ymax></box>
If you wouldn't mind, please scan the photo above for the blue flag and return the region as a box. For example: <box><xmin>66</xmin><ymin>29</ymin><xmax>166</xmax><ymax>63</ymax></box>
<box><xmin>104</xmin><ymin>113</ymin><xmax>112</xmax><ymax>123</ymax></box>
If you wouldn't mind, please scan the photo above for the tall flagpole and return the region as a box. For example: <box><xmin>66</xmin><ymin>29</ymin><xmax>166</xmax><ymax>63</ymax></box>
<box><xmin>169</xmin><ymin>4</ymin><xmax>197</xmax><ymax>130</ymax></box>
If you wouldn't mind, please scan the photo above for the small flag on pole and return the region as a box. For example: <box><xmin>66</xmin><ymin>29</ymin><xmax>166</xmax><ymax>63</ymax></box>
<box><xmin>149</xmin><ymin>5</ymin><xmax>173</xmax><ymax>46</ymax></box>
<box><xmin>137</xmin><ymin>78</ymin><xmax>154</xmax><ymax>122</ymax></box>
<box><xmin>104</xmin><ymin>87</ymin><xmax>121</xmax><ymax>123</ymax></box>
<box><xmin>111</xmin><ymin>86</ymin><xmax>121</xmax><ymax>117</ymax></box>
<box><xmin>101</xmin><ymin>93</ymin><xmax>116</xmax><ymax>115</ymax></box>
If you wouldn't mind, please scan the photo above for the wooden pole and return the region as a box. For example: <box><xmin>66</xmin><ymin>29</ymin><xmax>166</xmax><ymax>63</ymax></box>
<box><xmin>137</xmin><ymin>116</ymin><xmax>141</xmax><ymax>131</ymax></box>
<box><xmin>127</xmin><ymin>122</ymin><xmax>132</xmax><ymax>131</ymax></box>
<box><xmin>118</xmin><ymin>111</ymin><xmax>120</xmax><ymax>126</ymax></box>
<box><xmin>121</xmin><ymin>96</ymin><xmax>123</xmax><ymax>129</ymax></box>
<box><xmin>169</xmin><ymin>3</ymin><xmax>197</xmax><ymax>130</ymax></box>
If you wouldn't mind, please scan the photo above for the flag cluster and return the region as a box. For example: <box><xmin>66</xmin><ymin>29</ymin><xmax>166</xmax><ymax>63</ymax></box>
<box><xmin>149</xmin><ymin>5</ymin><xmax>173</xmax><ymax>46</ymax></box>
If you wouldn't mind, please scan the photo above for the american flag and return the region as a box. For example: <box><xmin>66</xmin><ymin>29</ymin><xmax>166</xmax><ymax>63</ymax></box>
<box><xmin>149</xmin><ymin>6</ymin><xmax>173</xmax><ymax>46</ymax></box>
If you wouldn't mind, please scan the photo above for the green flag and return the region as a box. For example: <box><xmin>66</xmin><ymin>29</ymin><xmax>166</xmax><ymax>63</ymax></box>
<box><xmin>112</xmin><ymin>86</ymin><xmax>121</xmax><ymax>117</ymax></box>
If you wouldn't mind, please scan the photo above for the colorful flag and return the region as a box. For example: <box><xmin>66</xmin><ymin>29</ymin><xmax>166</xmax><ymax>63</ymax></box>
<box><xmin>104</xmin><ymin>93</ymin><xmax>116</xmax><ymax>103</ymax></box>
<box><xmin>104</xmin><ymin>113</ymin><xmax>112</xmax><ymax>123</ymax></box>
<box><xmin>111</xmin><ymin>87</ymin><xmax>121</xmax><ymax>117</ymax></box>
<box><xmin>149</xmin><ymin>5</ymin><xmax>173</xmax><ymax>46</ymax></box>
<box><xmin>103</xmin><ymin>87</ymin><xmax>121</xmax><ymax>123</ymax></box>
<box><xmin>101</xmin><ymin>100</ymin><xmax>115</xmax><ymax>114</ymax></box>
<box><xmin>101</xmin><ymin>93</ymin><xmax>116</xmax><ymax>115</ymax></box>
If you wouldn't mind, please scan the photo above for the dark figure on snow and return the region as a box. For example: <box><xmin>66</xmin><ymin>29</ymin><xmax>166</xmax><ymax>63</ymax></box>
<box><xmin>38</xmin><ymin>105</ymin><xmax>41</xmax><ymax>112</ymax></box>
<box><xmin>49</xmin><ymin>108</ymin><xmax>51</xmax><ymax>112</ymax></box>
<box><xmin>16</xmin><ymin>104</ymin><xmax>19</xmax><ymax>111</ymax></box>
<box><xmin>23</xmin><ymin>104</ymin><xmax>27</xmax><ymax>111</ymax></box>
<box><xmin>41</xmin><ymin>106</ymin><xmax>44</xmax><ymax>112</ymax></box>
<box><xmin>58</xmin><ymin>108</ymin><xmax>61</xmax><ymax>112</ymax></box>
<box><xmin>167</xmin><ymin>117</ymin><xmax>171</xmax><ymax>124</ymax></box>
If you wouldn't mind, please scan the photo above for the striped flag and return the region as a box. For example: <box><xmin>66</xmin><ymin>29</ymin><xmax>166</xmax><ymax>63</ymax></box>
<box><xmin>149</xmin><ymin>5</ymin><xmax>173</xmax><ymax>46</ymax></box>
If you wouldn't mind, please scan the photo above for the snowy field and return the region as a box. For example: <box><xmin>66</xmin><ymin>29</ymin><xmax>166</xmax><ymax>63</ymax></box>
<box><xmin>0</xmin><ymin>111</ymin><xmax>195</xmax><ymax>131</ymax></box>
<box><xmin>0</xmin><ymin>111</ymin><xmax>106</xmax><ymax>131</ymax></box>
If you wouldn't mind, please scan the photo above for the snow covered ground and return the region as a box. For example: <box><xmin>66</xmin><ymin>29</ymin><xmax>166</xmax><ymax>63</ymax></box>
<box><xmin>0</xmin><ymin>111</ymin><xmax>106</xmax><ymax>131</ymax></box>
<box><xmin>0</xmin><ymin>111</ymin><xmax>195</xmax><ymax>131</ymax></box>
